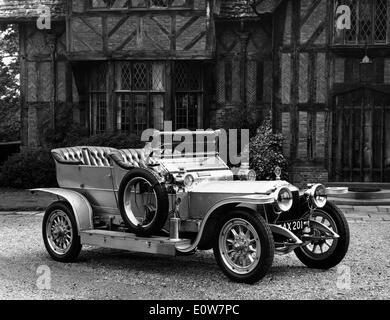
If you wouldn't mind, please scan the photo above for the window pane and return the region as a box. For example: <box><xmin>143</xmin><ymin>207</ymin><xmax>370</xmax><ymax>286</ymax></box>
<box><xmin>111</xmin><ymin>0</ymin><xmax>129</xmax><ymax>8</ymax></box>
<box><xmin>92</xmin><ymin>93</ymin><xmax>107</xmax><ymax>133</ymax></box>
<box><xmin>176</xmin><ymin>93</ymin><xmax>188</xmax><ymax>129</ymax></box>
<box><xmin>133</xmin><ymin>62</ymin><xmax>148</xmax><ymax>90</ymax></box>
<box><xmin>171</xmin><ymin>0</ymin><xmax>186</xmax><ymax>7</ymax></box>
<box><xmin>150</xmin><ymin>0</ymin><xmax>168</xmax><ymax>7</ymax></box>
<box><xmin>152</xmin><ymin>94</ymin><xmax>164</xmax><ymax>130</ymax></box>
<box><xmin>175</xmin><ymin>62</ymin><xmax>202</xmax><ymax>91</ymax></box>
<box><xmin>91</xmin><ymin>0</ymin><xmax>110</xmax><ymax>8</ymax></box>
<box><xmin>225</xmin><ymin>60</ymin><xmax>232</xmax><ymax>102</ymax></box>
<box><xmin>374</xmin><ymin>0</ymin><xmax>388</xmax><ymax>43</ymax></box>
<box><xmin>91</xmin><ymin>64</ymin><xmax>107</xmax><ymax>91</ymax></box>
<box><xmin>175</xmin><ymin>93</ymin><xmax>199</xmax><ymax>130</ymax></box>
<box><xmin>134</xmin><ymin>94</ymin><xmax>148</xmax><ymax>134</ymax></box>
<box><xmin>346</xmin><ymin>0</ymin><xmax>358</xmax><ymax>43</ymax></box>
<box><xmin>359</xmin><ymin>0</ymin><xmax>373</xmax><ymax>43</ymax></box>
<box><xmin>175</xmin><ymin>63</ymin><xmax>187</xmax><ymax>91</ymax></box>
<box><xmin>187</xmin><ymin>93</ymin><xmax>199</xmax><ymax>130</ymax></box>
<box><xmin>151</xmin><ymin>63</ymin><xmax>165</xmax><ymax>91</ymax></box>
<box><xmin>188</xmin><ymin>65</ymin><xmax>201</xmax><ymax>90</ymax></box>
<box><xmin>130</xmin><ymin>0</ymin><xmax>147</xmax><ymax>8</ymax></box>
<box><xmin>118</xmin><ymin>94</ymin><xmax>131</xmax><ymax>132</ymax></box>
<box><xmin>120</xmin><ymin>63</ymin><xmax>132</xmax><ymax>90</ymax></box>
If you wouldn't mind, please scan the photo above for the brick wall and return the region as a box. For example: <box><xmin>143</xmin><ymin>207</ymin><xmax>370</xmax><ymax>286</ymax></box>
<box><xmin>290</xmin><ymin>166</ymin><xmax>329</xmax><ymax>188</ymax></box>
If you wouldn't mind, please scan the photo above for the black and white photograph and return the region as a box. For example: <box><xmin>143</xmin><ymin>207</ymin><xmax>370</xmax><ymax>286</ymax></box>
<box><xmin>0</xmin><ymin>0</ymin><xmax>389</xmax><ymax>308</ymax></box>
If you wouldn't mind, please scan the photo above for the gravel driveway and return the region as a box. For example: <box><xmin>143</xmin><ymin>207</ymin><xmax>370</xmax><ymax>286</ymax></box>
<box><xmin>0</xmin><ymin>213</ymin><xmax>389</xmax><ymax>300</ymax></box>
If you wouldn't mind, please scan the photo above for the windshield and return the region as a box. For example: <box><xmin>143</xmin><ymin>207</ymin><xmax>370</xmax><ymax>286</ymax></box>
<box><xmin>158</xmin><ymin>156</ymin><xmax>229</xmax><ymax>173</ymax></box>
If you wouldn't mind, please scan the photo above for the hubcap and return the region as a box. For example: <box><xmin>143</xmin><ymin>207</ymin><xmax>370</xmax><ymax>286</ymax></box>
<box><xmin>47</xmin><ymin>210</ymin><xmax>73</xmax><ymax>255</ymax></box>
<box><xmin>219</xmin><ymin>218</ymin><xmax>261</xmax><ymax>274</ymax></box>
<box><xmin>302</xmin><ymin>210</ymin><xmax>338</xmax><ymax>259</ymax></box>
<box><xmin>124</xmin><ymin>177</ymin><xmax>158</xmax><ymax>228</ymax></box>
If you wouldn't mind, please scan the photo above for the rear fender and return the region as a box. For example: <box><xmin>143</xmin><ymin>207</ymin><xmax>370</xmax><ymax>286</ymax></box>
<box><xmin>30</xmin><ymin>188</ymin><xmax>93</xmax><ymax>234</ymax></box>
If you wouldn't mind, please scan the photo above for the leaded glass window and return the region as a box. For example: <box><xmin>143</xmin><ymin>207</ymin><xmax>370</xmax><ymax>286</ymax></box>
<box><xmin>90</xmin><ymin>0</ymin><xmax>129</xmax><ymax>8</ymax></box>
<box><xmin>174</xmin><ymin>62</ymin><xmax>203</xmax><ymax>130</ymax></box>
<box><xmin>334</xmin><ymin>0</ymin><xmax>389</xmax><ymax>45</ymax></box>
<box><xmin>116</xmin><ymin>62</ymin><xmax>165</xmax><ymax>134</ymax></box>
<box><xmin>90</xmin><ymin>63</ymin><xmax>107</xmax><ymax>134</ymax></box>
<box><xmin>150</xmin><ymin>0</ymin><xmax>168</xmax><ymax>8</ymax></box>
<box><xmin>90</xmin><ymin>0</ymin><xmax>188</xmax><ymax>9</ymax></box>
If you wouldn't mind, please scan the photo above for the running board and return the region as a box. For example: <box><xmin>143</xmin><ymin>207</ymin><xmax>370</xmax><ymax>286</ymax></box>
<box><xmin>80</xmin><ymin>230</ymin><xmax>191</xmax><ymax>256</ymax></box>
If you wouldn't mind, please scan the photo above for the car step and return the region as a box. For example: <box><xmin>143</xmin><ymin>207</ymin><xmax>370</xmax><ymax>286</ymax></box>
<box><xmin>80</xmin><ymin>229</ymin><xmax>192</xmax><ymax>256</ymax></box>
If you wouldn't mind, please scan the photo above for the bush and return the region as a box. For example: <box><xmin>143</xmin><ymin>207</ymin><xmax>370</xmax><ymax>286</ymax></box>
<box><xmin>0</xmin><ymin>148</ymin><xmax>57</xmax><ymax>189</ymax></box>
<box><xmin>218</xmin><ymin>108</ymin><xmax>261</xmax><ymax>138</ymax></box>
<box><xmin>0</xmin><ymin>131</ymin><xmax>146</xmax><ymax>189</ymax></box>
<box><xmin>250</xmin><ymin>119</ymin><xmax>289</xmax><ymax>180</ymax></box>
<box><xmin>44</xmin><ymin>123</ymin><xmax>145</xmax><ymax>149</ymax></box>
<box><xmin>77</xmin><ymin>132</ymin><xmax>144</xmax><ymax>149</ymax></box>
<box><xmin>43</xmin><ymin>123</ymin><xmax>89</xmax><ymax>148</ymax></box>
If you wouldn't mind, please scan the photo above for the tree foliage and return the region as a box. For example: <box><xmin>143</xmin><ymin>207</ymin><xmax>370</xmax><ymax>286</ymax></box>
<box><xmin>0</xmin><ymin>24</ymin><xmax>20</xmax><ymax>142</ymax></box>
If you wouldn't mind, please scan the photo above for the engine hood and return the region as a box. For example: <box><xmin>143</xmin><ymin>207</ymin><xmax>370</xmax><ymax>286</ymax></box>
<box><xmin>189</xmin><ymin>180</ymin><xmax>299</xmax><ymax>195</ymax></box>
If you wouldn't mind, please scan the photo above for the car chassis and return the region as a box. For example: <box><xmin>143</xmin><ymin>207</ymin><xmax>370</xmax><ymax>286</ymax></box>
<box><xmin>33</xmin><ymin>130</ymin><xmax>350</xmax><ymax>284</ymax></box>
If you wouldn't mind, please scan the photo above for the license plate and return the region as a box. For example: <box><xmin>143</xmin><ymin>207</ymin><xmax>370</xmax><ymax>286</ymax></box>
<box><xmin>279</xmin><ymin>220</ymin><xmax>306</xmax><ymax>232</ymax></box>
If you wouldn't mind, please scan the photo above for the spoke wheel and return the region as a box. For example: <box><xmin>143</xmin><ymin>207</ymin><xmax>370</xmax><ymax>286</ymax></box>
<box><xmin>47</xmin><ymin>210</ymin><xmax>74</xmax><ymax>255</ymax></box>
<box><xmin>43</xmin><ymin>201</ymin><xmax>81</xmax><ymax>262</ymax></box>
<box><xmin>219</xmin><ymin>219</ymin><xmax>261</xmax><ymax>274</ymax></box>
<box><xmin>301</xmin><ymin>210</ymin><xmax>338</xmax><ymax>260</ymax></box>
<box><xmin>213</xmin><ymin>209</ymin><xmax>274</xmax><ymax>284</ymax></box>
<box><xmin>294</xmin><ymin>202</ymin><xmax>350</xmax><ymax>269</ymax></box>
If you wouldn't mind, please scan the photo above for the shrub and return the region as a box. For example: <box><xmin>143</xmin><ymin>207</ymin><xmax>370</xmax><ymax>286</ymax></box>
<box><xmin>77</xmin><ymin>132</ymin><xmax>144</xmax><ymax>149</ymax></box>
<box><xmin>43</xmin><ymin>123</ymin><xmax>89</xmax><ymax>148</ymax></box>
<box><xmin>0</xmin><ymin>148</ymin><xmax>57</xmax><ymax>189</ymax></box>
<box><xmin>0</xmin><ymin>131</ymin><xmax>146</xmax><ymax>189</ymax></box>
<box><xmin>218</xmin><ymin>108</ymin><xmax>261</xmax><ymax>138</ymax></box>
<box><xmin>250</xmin><ymin>119</ymin><xmax>289</xmax><ymax>180</ymax></box>
<box><xmin>44</xmin><ymin>122</ymin><xmax>145</xmax><ymax>149</ymax></box>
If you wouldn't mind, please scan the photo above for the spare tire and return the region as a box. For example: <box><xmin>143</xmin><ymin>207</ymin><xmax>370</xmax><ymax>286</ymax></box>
<box><xmin>118</xmin><ymin>168</ymin><xmax>169</xmax><ymax>236</ymax></box>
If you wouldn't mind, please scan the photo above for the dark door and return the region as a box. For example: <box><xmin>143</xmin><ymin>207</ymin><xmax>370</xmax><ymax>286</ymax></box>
<box><xmin>332</xmin><ymin>87</ymin><xmax>390</xmax><ymax>182</ymax></box>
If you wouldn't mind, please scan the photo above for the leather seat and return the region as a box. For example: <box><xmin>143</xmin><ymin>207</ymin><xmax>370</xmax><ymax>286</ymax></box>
<box><xmin>51</xmin><ymin>146</ymin><xmax>160</xmax><ymax>170</ymax></box>
<box><xmin>114</xmin><ymin>149</ymin><xmax>148</xmax><ymax>168</ymax></box>
<box><xmin>52</xmin><ymin>146</ymin><xmax>116</xmax><ymax>167</ymax></box>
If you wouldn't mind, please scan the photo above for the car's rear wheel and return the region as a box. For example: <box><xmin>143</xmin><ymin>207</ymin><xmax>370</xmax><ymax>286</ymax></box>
<box><xmin>294</xmin><ymin>202</ymin><xmax>349</xmax><ymax>269</ymax></box>
<box><xmin>118</xmin><ymin>168</ymin><xmax>169</xmax><ymax>236</ymax></box>
<box><xmin>42</xmin><ymin>201</ymin><xmax>82</xmax><ymax>262</ymax></box>
<box><xmin>213</xmin><ymin>209</ymin><xmax>274</xmax><ymax>284</ymax></box>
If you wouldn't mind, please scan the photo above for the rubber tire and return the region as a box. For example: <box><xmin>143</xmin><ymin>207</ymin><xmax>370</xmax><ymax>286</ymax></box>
<box><xmin>213</xmin><ymin>209</ymin><xmax>275</xmax><ymax>284</ymax></box>
<box><xmin>118</xmin><ymin>168</ymin><xmax>169</xmax><ymax>236</ymax></box>
<box><xmin>294</xmin><ymin>202</ymin><xmax>350</xmax><ymax>269</ymax></box>
<box><xmin>42</xmin><ymin>201</ymin><xmax>82</xmax><ymax>262</ymax></box>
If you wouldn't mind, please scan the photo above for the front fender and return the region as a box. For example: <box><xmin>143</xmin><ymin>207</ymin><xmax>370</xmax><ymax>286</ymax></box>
<box><xmin>30</xmin><ymin>188</ymin><xmax>93</xmax><ymax>234</ymax></box>
<box><xmin>175</xmin><ymin>194</ymin><xmax>275</xmax><ymax>253</ymax></box>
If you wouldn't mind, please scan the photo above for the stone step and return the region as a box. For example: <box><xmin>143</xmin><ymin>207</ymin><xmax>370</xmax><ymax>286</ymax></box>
<box><xmin>327</xmin><ymin>182</ymin><xmax>390</xmax><ymax>189</ymax></box>
<box><xmin>328</xmin><ymin>198</ymin><xmax>390</xmax><ymax>206</ymax></box>
<box><xmin>329</xmin><ymin>189</ymin><xmax>390</xmax><ymax>200</ymax></box>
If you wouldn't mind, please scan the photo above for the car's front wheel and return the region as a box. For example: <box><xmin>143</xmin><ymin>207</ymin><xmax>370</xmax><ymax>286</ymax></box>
<box><xmin>42</xmin><ymin>201</ymin><xmax>82</xmax><ymax>262</ymax></box>
<box><xmin>213</xmin><ymin>209</ymin><xmax>274</xmax><ymax>284</ymax></box>
<box><xmin>294</xmin><ymin>202</ymin><xmax>349</xmax><ymax>269</ymax></box>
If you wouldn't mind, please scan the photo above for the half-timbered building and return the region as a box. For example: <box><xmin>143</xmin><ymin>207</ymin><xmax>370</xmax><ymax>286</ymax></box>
<box><xmin>1</xmin><ymin>0</ymin><xmax>390</xmax><ymax>184</ymax></box>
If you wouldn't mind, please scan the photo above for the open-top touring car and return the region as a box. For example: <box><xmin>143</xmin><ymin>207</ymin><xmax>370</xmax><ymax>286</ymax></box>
<box><xmin>32</xmin><ymin>130</ymin><xmax>349</xmax><ymax>284</ymax></box>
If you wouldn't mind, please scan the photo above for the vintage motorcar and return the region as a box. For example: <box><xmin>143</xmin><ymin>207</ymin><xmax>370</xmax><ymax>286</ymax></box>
<box><xmin>33</xmin><ymin>130</ymin><xmax>349</xmax><ymax>284</ymax></box>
